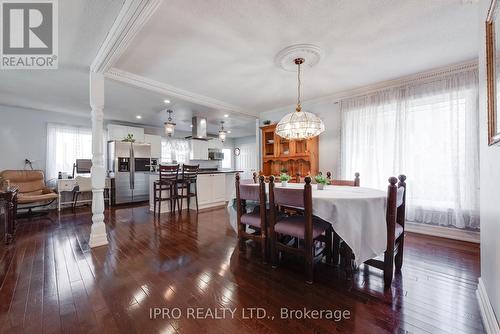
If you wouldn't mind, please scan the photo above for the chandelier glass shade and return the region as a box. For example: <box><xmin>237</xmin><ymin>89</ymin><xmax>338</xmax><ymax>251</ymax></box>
<box><xmin>164</xmin><ymin>109</ymin><xmax>176</xmax><ymax>137</ymax></box>
<box><xmin>275</xmin><ymin>58</ymin><xmax>325</xmax><ymax>140</ymax></box>
<box><xmin>218</xmin><ymin>121</ymin><xmax>227</xmax><ymax>142</ymax></box>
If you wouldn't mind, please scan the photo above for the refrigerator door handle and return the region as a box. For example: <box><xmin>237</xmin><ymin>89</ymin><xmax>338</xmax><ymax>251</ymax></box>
<box><xmin>130</xmin><ymin>144</ymin><xmax>135</xmax><ymax>190</ymax></box>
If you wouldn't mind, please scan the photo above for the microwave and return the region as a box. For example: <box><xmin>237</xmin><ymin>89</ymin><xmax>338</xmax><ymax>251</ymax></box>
<box><xmin>208</xmin><ymin>151</ymin><xmax>224</xmax><ymax>160</ymax></box>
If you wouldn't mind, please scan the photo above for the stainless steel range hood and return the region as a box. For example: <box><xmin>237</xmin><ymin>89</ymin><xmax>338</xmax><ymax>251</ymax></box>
<box><xmin>189</xmin><ymin>116</ymin><xmax>208</xmax><ymax>140</ymax></box>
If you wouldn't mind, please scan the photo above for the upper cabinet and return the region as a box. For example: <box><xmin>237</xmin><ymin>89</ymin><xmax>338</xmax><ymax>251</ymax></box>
<box><xmin>190</xmin><ymin>139</ymin><xmax>209</xmax><ymax>160</ymax></box>
<box><xmin>207</xmin><ymin>138</ymin><xmax>223</xmax><ymax>150</ymax></box>
<box><xmin>144</xmin><ymin>134</ymin><xmax>162</xmax><ymax>158</ymax></box>
<box><xmin>107</xmin><ymin>124</ymin><xmax>144</xmax><ymax>143</ymax></box>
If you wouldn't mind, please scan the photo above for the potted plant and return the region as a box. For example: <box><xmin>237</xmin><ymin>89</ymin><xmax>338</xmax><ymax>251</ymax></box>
<box><xmin>122</xmin><ymin>133</ymin><xmax>136</xmax><ymax>142</ymax></box>
<box><xmin>315</xmin><ymin>174</ymin><xmax>328</xmax><ymax>190</ymax></box>
<box><xmin>263</xmin><ymin>120</ymin><xmax>272</xmax><ymax>125</ymax></box>
<box><xmin>280</xmin><ymin>173</ymin><xmax>291</xmax><ymax>187</ymax></box>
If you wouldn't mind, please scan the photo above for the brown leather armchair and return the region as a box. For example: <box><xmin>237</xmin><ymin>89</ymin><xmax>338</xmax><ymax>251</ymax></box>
<box><xmin>0</xmin><ymin>170</ymin><xmax>58</xmax><ymax>215</ymax></box>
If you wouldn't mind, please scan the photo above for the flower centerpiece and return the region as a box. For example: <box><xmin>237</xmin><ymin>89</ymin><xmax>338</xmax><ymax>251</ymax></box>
<box><xmin>315</xmin><ymin>174</ymin><xmax>328</xmax><ymax>190</ymax></box>
<box><xmin>279</xmin><ymin>173</ymin><xmax>291</xmax><ymax>187</ymax></box>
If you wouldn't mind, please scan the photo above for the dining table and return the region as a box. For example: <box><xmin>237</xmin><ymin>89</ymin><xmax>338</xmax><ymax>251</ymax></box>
<box><xmin>229</xmin><ymin>182</ymin><xmax>388</xmax><ymax>264</ymax></box>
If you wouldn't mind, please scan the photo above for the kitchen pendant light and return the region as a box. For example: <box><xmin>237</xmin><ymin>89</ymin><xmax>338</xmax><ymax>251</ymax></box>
<box><xmin>164</xmin><ymin>109</ymin><xmax>176</xmax><ymax>137</ymax></box>
<box><xmin>275</xmin><ymin>58</ymin><xmax>325</xmax><ymax>140</ymax></box>
<box><xmin>218</xmin><ymin>121</ymin><xmax>227</xmax><ymax>142</ymax></box>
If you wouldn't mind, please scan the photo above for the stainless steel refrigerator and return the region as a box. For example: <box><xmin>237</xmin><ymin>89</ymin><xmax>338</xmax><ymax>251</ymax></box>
<box><xmin>107</xmin><ymin>141</ymin><xmax>151</xmax><ymax>204</ymax></box>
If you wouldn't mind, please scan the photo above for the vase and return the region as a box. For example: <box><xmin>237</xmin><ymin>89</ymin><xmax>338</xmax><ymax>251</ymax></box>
<box><xmin>281</xmin><ymin>181</ymin><xmax>288</xmax><ymax>187</ymax></box>
<box><xmin>317</xmin><ymin>183</ymin><xmax>324</xmax><ymax>190</ymax></box>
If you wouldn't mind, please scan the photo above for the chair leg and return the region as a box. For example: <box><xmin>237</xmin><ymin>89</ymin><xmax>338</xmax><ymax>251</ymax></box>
<box><xmin>325</xmin><ymin>228</ymin><xmax>332</xmax><ymax>264</ymax></box>
<box><xmin>187</xmin><ymin>183</ymin><xmax>191</xmax><ymax>211</ymax></box>
<box><xmin>395</xmin><ymin>236</ymin><xmax>404</xmax><ymax>271</ymax></box>
<box><xmin>194</xmin><ymin>182</ymin><xmax>199</xmax><ymax>212</ymax></box>
<box><xmin>158</xmin><ymin>186</ymin><xmax>162</xmax><ymax>215</ymax></box>
<box><xmin>261</xmin><ymin>235</ymin><xmax>267</xmax><ymax>264</ymax></box>
<box><xmin>332</xmin><ymin>232</ymin><xmax>340</xmax><ymax>266</ymax></box>
<box><xmin>305</xmin><ymin>240</ymin><xmax>314</xmax><ymax>284</ymax></box>
<box><xmin>180</xmin><ymin>185</ymin><xmax>184</xmax><ymax>212</ymax></box>
<box><xmin>384</xmin><ymin>251</ymin><xmax>394</xmax><ymax>286</ymax></box>
<box><xmin>271</xmin><ymin>232</ymin><xmax>278</xmax><ymax>268</ymax></box>
<box><xmin>169</xmin><ymin>185</ymin><xmax>173</xmax><ymax>213</ymax></box>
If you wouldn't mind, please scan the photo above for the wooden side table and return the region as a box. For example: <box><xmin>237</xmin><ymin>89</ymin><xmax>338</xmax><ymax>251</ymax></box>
<box><xmin>0</xmin><ymin>187</ymin><xmax>18</xmax><ymax>244</ymax></box>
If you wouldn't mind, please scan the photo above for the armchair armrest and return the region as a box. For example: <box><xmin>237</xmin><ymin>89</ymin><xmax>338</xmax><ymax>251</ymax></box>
<box><xmin>42</xmin><ymin>187</ymin><xmax>56</xmax><ymax>194</ymax></box>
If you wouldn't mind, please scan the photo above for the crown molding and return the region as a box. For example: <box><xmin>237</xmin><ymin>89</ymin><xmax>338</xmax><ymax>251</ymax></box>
<box><xmin>328</xmin><ymin>59</ymin><xmax>479</xmax><ymax>102</ymax></box>
<box><xmin>91</xmin><ymin>0</ymin><xmax>163</xmax><ymax>73</ymax></box>
<box><xmin>105</xmin><ymin>67</ymin><xmax>256</xmax><ymax>118</ymax></box>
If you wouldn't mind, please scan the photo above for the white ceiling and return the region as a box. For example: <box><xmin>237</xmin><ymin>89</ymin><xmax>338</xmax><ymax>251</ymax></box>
<box><xmin>116</xmin><ymin>0</ymin><xmax>479</xmax><ymax>115</ymax></box>
<box><xmin>0</xmin><ymin>0</ymin><xmax>479</xmax><ymax>134</ymax></box>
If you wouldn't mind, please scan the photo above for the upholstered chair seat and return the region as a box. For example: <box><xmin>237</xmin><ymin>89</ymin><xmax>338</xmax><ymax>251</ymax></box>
<box><xmin>240</xmin><ymin>212</ymin><xmax>262</xmax><ymax>228</ymax></box>
<box><xmin>274</xmin><ymin>215</ymin><xmax>330</xmax><ymax>240</ymax></box>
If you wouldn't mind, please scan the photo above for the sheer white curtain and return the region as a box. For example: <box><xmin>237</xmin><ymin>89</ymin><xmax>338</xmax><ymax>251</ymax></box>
<box><xmin>341</xmin><ymin>69</ymin><xmax>479</xmax><ymax>230</ymax></box>
<box><xmin>161</xmin><ymin>138</ymin><xmax>190</xmax><ymax>164</ymax></box>
<box><xmin>46</xmin><ymin>123</ymin><xmax>93</xmax><ymax>181</ymax></box>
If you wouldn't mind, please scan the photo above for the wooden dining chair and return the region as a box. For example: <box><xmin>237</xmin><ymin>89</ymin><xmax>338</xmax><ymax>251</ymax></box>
<box><xmin>326</xmin><ymin>172</ymin><xmax>360</xmax><ymax>186</ymax></box>
<box><xmin>341</xmin><ymin>174</ymin><xmax>407</xmax><ymax>286</ymax></box>
<box><xmin>235</xmin><ymin>174</ymin><xmax>268</xmax><ymax>262</ymax></box>
<box><xmin>269</xmin><ymin>176</ymin><xmax>333</xmax><ymax>284</ymax></box>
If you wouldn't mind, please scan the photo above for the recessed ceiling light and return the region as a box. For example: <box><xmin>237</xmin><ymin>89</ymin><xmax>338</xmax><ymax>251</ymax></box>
<box><xmin>136</xmin><ymin>115</ymin><xmax>142</xmax><ymax>119</ymax></box>
<box><xmin>224</xmin><ymin>114</ymin><xmax>229</xmax><ymax>118</ymax></box>
<box><xmin>227</xmin><ymin>130</ymin><xmax>231</xmax><ymax>134</ymax></box>
<box><xmin>190</xmin><ymin>124</ymin><xmax>193</xmax><ymax>128</ymax></box>
<box><xmin>164</xmin><ymin>99</ymin><xmax>170</xmax><ymax>104</ymax></box>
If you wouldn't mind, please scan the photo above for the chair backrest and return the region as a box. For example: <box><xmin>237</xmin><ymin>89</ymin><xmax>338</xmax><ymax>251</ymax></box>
<box><xmin>326</xmin><ymin>172</ymin><xmax>360</xmax><ymax>187</ymax></box>
<box><xmin>0</xmin><ymin>170</ymin><xmax>45</xmax><ymax>194</ymax></box>
<box><xmin>159</xmin><ymin>164</ymin><xmax>179</xmax><ymax>182</ymax></box>
<box><xmin>269</xmin><ymin>175</ymin><xmax>313</xmax><ymax>240</ymax></box>
<box><xmin>396</xmin><ymin>175</ymin><xmax>407</xmax><ymax>227</ymax></box>
<box><xmin>182</xmin><ymin>164</ymin><xmax>199</xmax><ymax>182</ymax></box>
<box><xmin>75</xmin><ymin>176</ymin><xmax>92</xmax><ymax>192</ymax></box>
<box><xmin>235</xmin><ymin>173</ymin><xmax>260</xmax><ymax>201</ymax></box>
<box><xmin>385</xmin><ymin>175</ymin><xmax>407</xmax><ymax>249</ymax></box>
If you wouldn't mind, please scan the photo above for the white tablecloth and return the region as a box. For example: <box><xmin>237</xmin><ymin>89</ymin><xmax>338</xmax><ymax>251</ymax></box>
<box><xmin>230</xmin><ymin>183</ymin><xmax>387</xmax><ymax>264</ymax></box>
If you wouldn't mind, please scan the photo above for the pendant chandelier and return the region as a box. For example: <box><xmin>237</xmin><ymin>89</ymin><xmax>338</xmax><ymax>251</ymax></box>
<box><xmin>164</xmin><ymin>109</ymin><xmax>176</xmax><ymax>137</ymax></box>
<box><xmin>275</xmin><ymin>58</ymin><xmax>325</xmax><ymax>140</ymax></box>
<box><xmin>219</xmin><ymin>121</ymin><xmax>227</xmax><ymax>142</ymax></box>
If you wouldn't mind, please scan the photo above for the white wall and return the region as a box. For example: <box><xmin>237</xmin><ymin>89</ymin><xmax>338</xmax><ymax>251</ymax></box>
<box><xmin>0</xmin><ymin>105</ymin><xmax>91</xmax><ymax>173</ymax></box>
<box><xmin>479</xmin><ymin>0</ymin><xmax>500</xmax><ymax>324</ymax></box>
<box><xmin>260</xmin><ymin>98</ymin><xmax>341</xmax><ymax>175</ymax></box>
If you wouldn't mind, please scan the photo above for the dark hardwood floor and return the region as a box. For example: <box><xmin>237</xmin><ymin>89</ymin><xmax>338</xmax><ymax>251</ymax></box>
<box><xmin>0</xmin><ymin>204</ymin><xmax>483</xmax><ymax>333</ymax></box>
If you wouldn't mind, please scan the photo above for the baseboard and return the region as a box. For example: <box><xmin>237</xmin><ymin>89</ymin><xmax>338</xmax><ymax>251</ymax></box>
<box><xmin>477</xmin><ymin>278</ymin><xmax>500</xmax><ymax>334</ymax></box>
<box><xmin>405</xmin><ymin>222</ymin><xmax>480</xmax><ymax>243</ymax></box>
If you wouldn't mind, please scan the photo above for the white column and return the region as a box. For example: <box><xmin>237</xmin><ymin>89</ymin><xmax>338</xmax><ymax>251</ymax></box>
<box><xmin>89</xmin><ymin>71</ymin><xmax>108</xmax><ymax>248</ymax></box>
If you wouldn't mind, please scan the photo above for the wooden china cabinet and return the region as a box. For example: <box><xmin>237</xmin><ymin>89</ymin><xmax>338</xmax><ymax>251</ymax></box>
<box><xmin>260</xmin><ymin>124</ymin><xmax>319</xmax><ymax>180</ymax></box>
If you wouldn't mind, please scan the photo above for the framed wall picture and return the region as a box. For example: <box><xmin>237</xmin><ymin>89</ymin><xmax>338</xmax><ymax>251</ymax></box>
<box><xmin>486</xmin><ymin>0</ymin><xmax>500</xmax><ymax>145</ymax></box>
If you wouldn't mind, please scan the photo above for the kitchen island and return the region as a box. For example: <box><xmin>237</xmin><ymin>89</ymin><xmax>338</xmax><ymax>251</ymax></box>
<box><xmin>148</xmin><ymin>170</ymin><xmax>242</xmax><ymax>213</ymax></box>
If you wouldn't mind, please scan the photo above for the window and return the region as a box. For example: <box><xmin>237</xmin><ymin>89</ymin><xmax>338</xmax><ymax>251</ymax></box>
<box><xmin>161</xmin><ymin>138</ymin><xmax>189</xmax><ymax>164</ymax></box>
<box><xmin>221</xmin><ymin>148</ymin><xmax>232</xmax><ymax>169</ymax></box>
<box><xmin>341</xmin><ymin>69</ymin><xmax>479</xmax><ymax>230</ymax></box>
<box><xmin>46</xmin><ymin>123</ymin><xmax>92</xmax><ymax>180</ymax></box>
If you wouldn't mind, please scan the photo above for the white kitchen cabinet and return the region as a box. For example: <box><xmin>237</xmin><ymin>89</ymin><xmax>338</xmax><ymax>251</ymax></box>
<box><xmin>107</xmin><ymin>124</ymin><xmax>144</xmax><ymax>142</ymax></box>
<box><xmin>195</xmin><ymin>174</ymin><xmax>213</xmax><ymax>207</ymax></box>
<box><xmin>190</xmin><ymin>139</ymin><xmax>209</xmax><ymax>160</ymax></box>
<box><xmin>144</xmin><ymin>134</ymin><xmax>162</xmax><ymax>158</ymax></box>
<box><xmin>225</xmin><ymin>173</ymin><xmax>237</xmax><ymax>201</ymax></box>
<box><xmin>208</xmin><ymin>138</ymin><xmax>223</xmax><ymax>150</ymax></box>
<box><xmin>211</xmin><ymin>174</ymin><xmax>226</xmax><ymax>202</ymax></box>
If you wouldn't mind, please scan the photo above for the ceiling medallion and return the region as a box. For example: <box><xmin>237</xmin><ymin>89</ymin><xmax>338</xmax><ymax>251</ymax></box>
<box><xmin>275</xmin><ymin>44</ymin><xmax>323</xmax><ymax>72</ymax></box>
<box><xmin>275</xmin><ymin>56</ymin><xmax>325</xmax><ymax>140</ymax></box>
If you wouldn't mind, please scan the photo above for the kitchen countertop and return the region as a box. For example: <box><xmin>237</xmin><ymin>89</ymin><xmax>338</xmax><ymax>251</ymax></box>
<box><xmin>147</xmin><ymin>170</ymin><xmax>243</xmax><ymax>175</ymax></box>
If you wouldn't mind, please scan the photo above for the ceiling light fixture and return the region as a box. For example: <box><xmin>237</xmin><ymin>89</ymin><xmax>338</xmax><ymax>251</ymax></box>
<box><xmin>164</xmin><ymin>99</ymin><xmax>171</xmax><ymax>104</ymax></box>
<box><xmin>164</xmin><ymin>109</ymin><xmax>176</xmax><ymax>137</ymax></box>
<box><xmin>227</xmin><ymin>130</ymin><xmax>231</xmax><ymax>134</ymax></box>
<box><xmin>275</xmin><ymin>58</ymin><xmax>325</xmax><ymax>140</ymax></box>
<box><xmin>219</xmin><ymin>121</ymin><xmax>227</xmax><ymax>142</ymax></box>
<box><xmin>136</xmin><ymin>115</ymin><xmax>142</xmax><ymax>119</ymax></box>
<box><xmin>224</xmin><ymin>114</ymin><xmax>229</xmax><ymax>118</ymax></box>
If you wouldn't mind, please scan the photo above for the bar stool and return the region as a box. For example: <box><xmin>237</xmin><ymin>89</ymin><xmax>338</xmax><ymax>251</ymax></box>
<box><xmin>153</xmin><ymin>164</ymin><xmax>179</xmax><ymax>216</ymax></box>
<box><xmin>177</xmin><ymin>164</ymin><xmax>199</xmax><ymax>212</ymax></box>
